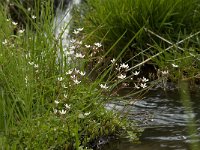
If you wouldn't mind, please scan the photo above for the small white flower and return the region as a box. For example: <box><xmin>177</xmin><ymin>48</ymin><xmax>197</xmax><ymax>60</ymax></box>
<box><xmin>2</xmin><ymin>39</ymin><xmax>8</xmax><ymax>45</ymax></box>
<box><xmin>141</xmin><ymin>77</ymin><xmax>149</xmax><ymax>82</ymax></box>
<box><xmin>18</xmin><ymin>29</ymin><xmax>25</xmax><ymax>34</ymax></box>
<box><xmin>34</xmin><ymin>64</ymin><xmax>38</xmax><ymax>68</ymax></box>
<box><xmin>66</xmin><ymin>70</ymin><xmax>73</xmax><ymax>75</ymax></box>
<box><xmin>161</xmin><ymin>70</ymin><xmax>169</xmax><ymax>75</ymax></box>
<box><xmin>58</xmin><ymin>77</ymin><xmax>63</xmax><ymax>81</ymax></box>
<box><xmin>74</xmin><ymin>68</ymin><xmax>80</xmax><ymax>74</ymax></box>
<box><xmin>85</xmin><ymin>45</ymin><xmax>91</xmax><ymax>48</ymax></box>
<box><xmin>111</xmin><ymin>58</ymin><xmax>116</xmax><ymax>63</ymax></box>
<box><xmin>77</xmin><ymin>28</ymin><xmax>84</xmax><ymax>31</ymax></box>
<box><xmin>79</xmin><ymin>71</ymin><xmax>86</xmax><ymax>76</ymax></box>
<box><xmin>73</xmin><ymin>30</ymin><xmax>79</xmax><ymax>34</ymax></box>
<box><xmin>172</xmin><ymin>63</ymin><xmax>178</xmax><ymax>68</ymax></box>
<box><xmin>70</xmin><ymin>39</ymin><xmax>76</xmax><ymax>43</ymax></box>
<box><xmin>64</xmin><ymin>104</ymin><xmax>70</xmax><ymax>109</ymax></box>
<box><xmin>84</xmin><ymin>112</ymin><xmax>91</xmax><ymax>116</ymax></box>
<box><xmin>6</xmin><ymin>19</ymin><xmax>10</xmax><ymax>22</ymax></box>
<box><xmin>133</xmin><ymin>71</ymin><xmax>140</xmax><ymax>76</ymax></box>
<box><xmin>12</xmin><ymin>21</ymin><xmax>18</xmax><ymax>26</ymax></box>
<box><xmin>59</xmin><ymin>109</ymin><xmax>66</xmax><ymax>115</ymax></box>
<box><xmin>117</xmin><ymin>74</ymin><xmax>126</xmax><ymax>79</ymax></box>
<box><xmin>100</xmin><ymin>84</ymin><xmax>109</xmax><ymax>89</ymax></box>
<box><xmin>54</xmin><ymin>100</ymin><xmax>59</xmax><ymax>104</ymax></box>
<box><xmin>28</xmin><ymin>61</ymin><xmax>34</xmax><ymax>65</ymax></box>
<box><xmin>53</xmin><ymin>108</ymin><xmax>58</xmax><ymax>114</ymax></box>
<box><xmin>75</xmin><ymin>53</ymin><xmax>85</xmax><ymax>58</ymax></box>
<box><xmin>69</xmin><ymin>46</ymin><xmax>76</xmax><ymax>50</ymax></box>
<box><xmin>120</xmin><ymin>63</ymin><xmax>129</xmax><ymax>69</ymax></box>
<box><xmin>73</xmin><ymin>79</ymin><xmax>81</xmax><ymax>84</ymax></box>
<box><xmin>94</xmin><ymin>42</ymin><xmax>102</xmax><ymax>48</ymax></box>
<box><xmin>66</xmin><ymin>50</ymin><xmax>74</xmax><ymax>55</ymax></box>
<box><xmin>140</xmin><ymin>83</ymin><xmax>147</xmax><ymax>88</ymax></box>
<box><xmin>134</xmin><ymin>83</ymin><xmax>140</xmax><ymax>89</ymax></box>
<box><xmin>27</xmin><ymin>8</ymin><xmax>31</xmax><ymax>11</ymax></box>
<box><xmin>76</xmin><ymin>41</ymin><xmax>82</xmax><ymax>45</ymax></box>
<box><xmin>32</xmin><ymin>15</ymin><xmax>36</xmax><ymax>19</ymax></box>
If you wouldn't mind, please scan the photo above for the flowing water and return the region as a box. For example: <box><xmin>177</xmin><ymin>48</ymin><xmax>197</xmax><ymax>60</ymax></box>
<box><xmin>103</xmin><ymin>86</ymin><xmax>200</xmax><ymax>150</ymax></box>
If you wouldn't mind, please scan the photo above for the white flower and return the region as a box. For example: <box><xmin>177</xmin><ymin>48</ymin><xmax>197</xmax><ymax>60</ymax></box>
<box><xmin>58</xmin><ymin>77</ymin><xmax>63</xmax><ymax>81</ymax></box>
<box><xmin>77</xmin><ymin>28</ymin><xmax>84</xmax><ymax>31</ymax></box>
<box><xmin>27</xmin><ymin>8</ymin><xmax>31</xmax><ymax>11</ymax></box>
<box><xmin>69</xmin><ymin>46</ymin><xmax>76</xmax><ymax>51</ymax></box>
<box><xmin>100</xmin><ymin>84</ymin><xmax>109</xmax><ymax>89</ymax></box>
<box><xmin>94</xmin><ymin>42</ymin><xmax>102</xmax><ymax>47</ymax></box>
<box><xmin>2</xmin><ymin>39</ymin><xmax>8</xmax><ymax>45</ymax></box>
<box><xmin>172</xmin><ymin>63</ymin><xmax>178</xmax><ymax>68</ymax></box>
<box><xmin>54</xmin><ymin>100</ymin><xmax>59</xmax><ymax>104</ymax></box>
<box><xmin>28</xmin><ymin>61</ymin><xmax>34</xmax><ymax>65</ymax></box>
<box><xmin>66</xmin><ymin>50</ymin><xmax>74</xmax><ymax>55</ymax></box>
<box><xmin>79</xmin><ymin>71</ymin><xmax>86</xmax><ymax>76</ymax></box>
<box><xmin>73</xmin><ymin>79</ymin><xmax>81</xmax><ymax>84</ymax></box>
<box><xmin>73</xmin><ymin>30</ymin><xmax>79</xmax><ymax>34</ymax></box>
<box><xmin>141</xmin><ymin>77</ymin><xmax>149</xmax><ymax>82</ymax></box>
<box><xmin>120</xmin><ymin>63</ymin><xmax>129</xmax><ymax>69</ymax></box>
<box><xmin>75</xmin><ymin>53</ymin><xmax>85</xmax><ymax>58</ymax></box>
<box><xmin>117</xmin><ymin>74</ymin><xmax>126</xmax><ymax>79</ymax></box>
<box><xmin>59</xmin><ymin>109</ymin><xmax>66</xmax><ymax>115</ymax></box>
<box><xmin>133</xmin><ymin>71</ymin><xmax>140</xmax><ymax>76</ymax></box>
<box><xmin>134</xmin><ymin>83</ymin><xmax>140</xmax><ymax>89</ymax></box>
<box><xmin>74</xmin><ymin>68</ymin><xmax>80</xmax><ymax>74</ymax></box>
<box><xmin>161</xmin><ymin>70</ymin><xmax>169</xmax><ymax>75</ymax></box>
<box><xmin>34</xmin><ymin>64</ymin><xmax>38</xmax><ymax>68</ymax></box>
<box><xmin>32</xmin><ymin>15</ymin><xmax>36</xmax><ymax>19</ymax></box>
<box><xmin>66</xmin><ymin>70</ymin><xmax>73</xmax><ymax>75</ymax></box>
<box><xmin>64</xmin><ymin>104</ymin><xmax>70</xmax><ymax>109</ymax></box>
<box><xmin>12</xmin><ymin>21</ymin><xmax>18</xmax><ymax>26</ymax></box>
<box><xmin>140</xmin><ymin>83</ymin><xmax>147</xmax><ymax>88</ymax></box>
<box><xmin>85</xmin><ymin>45</ymin><xmax>91</xmax><ymax>48</ymax></box>
<box><xmin>76</xmin><ymin>41</ymin><xmax>82</xmax><ymax>45</ymax></box>
<box><xmin>111</xmin><ymin>58</ymin><xmax>116</xmax><ymax>63</ymax></box>
<box><xmin>70</xmin><ymin>39</ymin><xmax>76</xmax><ymax>43</ymax></box>
<box><xmin>53</xmin><ymin>108</ymin><xmax>58</xmax><ymax>114</ymax></box>
<box><xmin>18</xmin><ymin>29</ymin><xmax>25</xmax><ymax>34</ymax></box>
<box><xmin>84</xmin><ymin>112</ymin><xmax>91</xmax><ymax>116</ymax></box>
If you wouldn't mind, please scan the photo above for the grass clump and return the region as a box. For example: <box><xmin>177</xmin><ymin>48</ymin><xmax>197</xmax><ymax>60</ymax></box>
<box><xmin>0</xmin><ymin>1</ymin><xmax>140</xmax><ymax>149</ymax></box>
<box><xmin>73</xmin><ymin>0</ymin><xmax>200</xmax><ymax>82</ymax></box>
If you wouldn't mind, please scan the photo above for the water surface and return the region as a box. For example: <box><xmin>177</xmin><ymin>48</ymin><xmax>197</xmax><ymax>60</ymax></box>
<box><xmin>103</xmin><ymin>87</ymin><xmax>200</xmax><ymax>150</ymax></box>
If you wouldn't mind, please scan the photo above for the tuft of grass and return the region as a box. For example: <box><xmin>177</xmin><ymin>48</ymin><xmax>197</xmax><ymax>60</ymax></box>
<box><xmin>73</xmin><ymin>0</ymin><xmax>200</xmax><ymax>82</ymax></box>
<box><xmin>0</xmin><ymin>1</ymin><xmax>140</xmax><ymax>149</ymax></box>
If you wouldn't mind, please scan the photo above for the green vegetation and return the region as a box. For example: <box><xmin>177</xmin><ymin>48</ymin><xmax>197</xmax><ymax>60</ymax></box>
<box><xmin>0</xmin><ymin>1</ymin><xmax>139</xmax><ymax>149</ymax></box>
<box><xmin>1</xmin><ymin>0</ymin><xmax>200</xmax><ymax>149</ymax></box>
<box><xmin>74</xmin><ymin>0</ymin><xmax>200</xmax><ymax>82</ymax></box>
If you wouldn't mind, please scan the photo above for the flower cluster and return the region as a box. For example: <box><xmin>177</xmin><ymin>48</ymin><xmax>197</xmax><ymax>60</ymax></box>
<box><xmin>53</xmin><ymin>100</ymin><xmax>71</xmax><ymax>115</ymax></box>
<box><xmin>111</xmin><ymin>59</ymin><xmax>129</xmax><ymax>80</ymax></box>
<box><xmin>134</xmin><ymin>76</ymin><xmax>149</xmax><ymax>89</ymax></box>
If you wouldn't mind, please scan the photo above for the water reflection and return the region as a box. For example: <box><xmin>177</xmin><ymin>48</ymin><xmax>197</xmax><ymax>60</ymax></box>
<box><xmin>103</xmin><ymin>88</ymin><xmax>200</xmax><ymax>150</ymax></box>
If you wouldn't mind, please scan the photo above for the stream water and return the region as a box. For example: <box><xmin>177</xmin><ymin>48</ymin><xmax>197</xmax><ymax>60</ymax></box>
<box><xmin>103</xmin><ymin>86</ymin><xmax>200</xmax><ymax>150</ymax></box>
